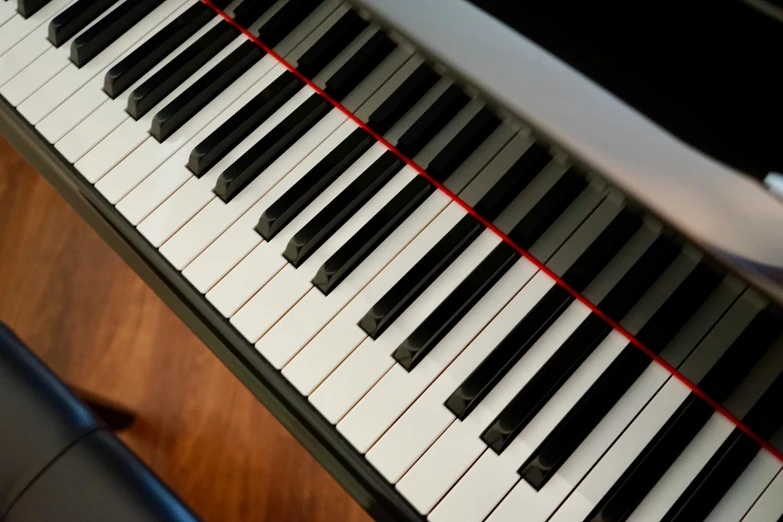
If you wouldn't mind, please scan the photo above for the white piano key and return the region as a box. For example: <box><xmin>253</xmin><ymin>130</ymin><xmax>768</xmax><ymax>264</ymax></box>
<box><xmin>57</xmin><ymin>0</ymin><xmax>341</xmax><ymax>165</ymax></box>
<box><xmin>242</xmin><ymin>125</ymin><xmax>519</xmax><ymax>365</ymax></box>
<box><xmin>183</xmin><ymin>118</ymin><xmax>360</xmax><ymax>293</ymax></box>
<box><xmin>96</xmin><ymin>4</ymin><xmax>345</xmax><ymax>202</ymax></box>
<box><xmin>428</xmin><ymin>444</ymin><xmax>519</xmax><ymax>522</ymax></box>
<box><xmin>397</xmin><ymin>295</ymin><xmax>590</xmax><ymax>515</ymax></box>
<box><xmin>274</xmin><ymin>198</ymin><xmax>473</xmax><ymax>378</ymax></box>
<box><xmin>206</xmin><ymin>142</ymin><xmax>389</xmax><ymax>317</ymax></box>
<box><xmin>275</xmin><ymin>137</ymin><xmax>519</xmax><ymax>382</ymax></box>
<box><xmin>365</xmin><ymin>270</ymin><xmax>553</xmax><ymax>484</ymax></box>
<box><xmin>0</xmin><ymin>20</ymin><xmax>52</xmax><ymax>86</ymax></box>
<box><xmin>741</xmin><ymin>467</ymin><xmax>783</xmax><ymax>522</ymax></box>
<box><xmin>133</xmin><ymin>82</ymin><xmax>301</xmax><ymax>247</ymax></box>
<box><xmin>19</xmin><ymin>0</ymin><xmax>191</xmax><ymax>125</ymax></box>
<box><xmin>335</xmin><ymin>258</ymin><xmax>538</xmax><ymax>454</ymax></box>
<box><xmin>704</xmin><ymin>450</ymin><xmax>781</xmax><ymax>522</ymax></box>
<box><xmin>0</xmin><ymin>0</ymin><xmax>70</xmax><ymax>57</ymax></box>
<box><xmin>548</xmin><ymin>377</ymin><xmax>692</xmax><ymax>522</ymax></box>
<box><xmin>97</xmin><ymin>55</ymin><xmax>288</xmax><ymax>204</ymax></box>
<box><xmin>311</xmin><ymin>229</ymin><xmax>503</xmax><ymax>425</ymax></box>
<box><xmin>0</xmin><ymin>1</ymin><xmax>19</xmax><ymax>28</ymax></box>
<box><xmin>230</xmin><ymin>165</ymin><xmax>419</xmax><ymax>343</ymax></box>
<box><xmin>264</xmin><ymin>190</ymin><xmax>458</xmax><ymax>373</ymax></box>
<box><xmin>0</xmin><ymin>0</ymin><xmax>77</xmax><ymax>87</ymax></box>
<box><xmin>79</xmin><ymin>29</ymin><xmax>252</xmax><ymax>184</ymax></box>
<box><xmin>140</xmin><ymin>168</ymin><xmax>223</xmax><ymax>246</ymax></box>
<box><xmin>340</xmin><ymin>263</ymin><xmax>537</xmax><ymax>440</ymax></box>
<box><xmin>116</xmin><ymin>63</ymin><xmax>290</xmax><ymax>226</ymax></box>
<box><xmin>39</xmin><ymin>0</ymin><xmax>202</xmax><ymax>145</ymax></box>
<box><xmin>53</xmin><ymin>90</ymin><xmax>128</xmax><ymax>162</ymax></box>
<box><xmin>416</xmin><ymin>305</ymin><xmax>617</xmax><ymax>522</ymax></box>
<box><xmin>486</xmin><ymin>363</ymin><xmax>673</xmax><ymax>522</ymax></box>
<box><xmin>0</xmin><ymin>0</ymin><xmax>124</xmax><ymax>106</ymax></box>
<box><xmin>159</xmin><ymin>100</ymin><xmax>343</xmax><ymax>269</ymax></box>
<box><xmin>628</xmin><ymin>412</ymin><xmax>735</xmax><ymax>522</ymax></box>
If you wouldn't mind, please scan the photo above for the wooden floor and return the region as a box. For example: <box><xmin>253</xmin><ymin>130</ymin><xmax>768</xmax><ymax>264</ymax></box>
<box><xmin>0</xmin><ymin>137</ymin><xmax>372</xmax><ymax>522</ymax></box>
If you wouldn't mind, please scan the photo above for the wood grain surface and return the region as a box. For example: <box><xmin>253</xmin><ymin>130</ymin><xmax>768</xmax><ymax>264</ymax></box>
<box><xmin>0</xmin><ymin>137</ymin><xmax>372</xmax><ymax>522</ymax></box>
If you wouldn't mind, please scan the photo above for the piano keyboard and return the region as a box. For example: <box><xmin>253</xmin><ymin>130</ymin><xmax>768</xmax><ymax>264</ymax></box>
<box><xmin>2</xmin><ymin>1</ymin><xmax>783</xmax><ymax>521</ymax></box>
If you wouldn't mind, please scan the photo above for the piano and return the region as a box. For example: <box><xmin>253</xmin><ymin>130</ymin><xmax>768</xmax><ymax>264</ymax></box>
<box><xmin>2</xmin><ymin>0</ymin><xmax>783</xmax><ymax>521</ymax></box>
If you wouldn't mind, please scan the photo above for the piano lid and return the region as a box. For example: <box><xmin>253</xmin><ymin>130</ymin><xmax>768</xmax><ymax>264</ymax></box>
<box><xmin>351</xmin><ymin>0</ymin><xmax>783</xmax><ymax>306</ymax></box>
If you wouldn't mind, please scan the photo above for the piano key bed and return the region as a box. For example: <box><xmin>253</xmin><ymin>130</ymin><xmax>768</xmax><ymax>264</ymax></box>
<box><xmin>1</xmin><ymin>1</ymin><xmax>783</xmax><ymax>522</ymax></box>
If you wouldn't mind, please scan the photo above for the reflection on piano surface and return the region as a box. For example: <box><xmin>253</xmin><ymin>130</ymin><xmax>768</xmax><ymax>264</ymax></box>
<box><xmin>1</xmin><ymin>1</ymin><xmax>783</xmax><ymax>521</ymax></box>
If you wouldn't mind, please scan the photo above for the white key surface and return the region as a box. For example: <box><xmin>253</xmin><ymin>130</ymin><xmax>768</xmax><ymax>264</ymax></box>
<box><xmin>741</xmin><ymin>467</ymin><xmax>783</xmax><ymax>522</ymax></box>
<box><xmin>335</xmin><ymin>257</ymin><xmax>537</xmax><ymax>454</ymax></box>
<box><xmin>312</xmin><ymin>229</ymin><xmax>503</xmax><ymax>425</ymax></box>
<box><xmin>705</xmin><ymin>449</ymin><xmax>781</xmax><ymax>522</ymax></box>
<box><xmin>206</xmin><ymin>141</ymin><xmax>389</xmax><ymax>317</ymax></box>
<box><xmin>628</xmin><ymin>412</ymin><xmax>735</xmax><ymax>522</ymax></box>
<box><xmin>1</xmin><ymin>0</ymin><xmax>124</xmax><ymax>106</ymax></box>
<box><xmin>548</xmin><ymin>378</ymin><xmax>692</xmax><ymax>522</ymax></box>
<box><xmin>19</xmin><ymin>0</ymin><xmax>191</xmax><ymax>125</ymax></box>
<box><xmin>40</xmin><ymin>0</ymin><xmax>204</xmax><ymax>145</ymax></box>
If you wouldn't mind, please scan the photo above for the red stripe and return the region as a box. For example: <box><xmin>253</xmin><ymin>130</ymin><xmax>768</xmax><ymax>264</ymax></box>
<box><xmin>201</xmin><ymin>0</ymin><xmax>783</xmax><ymax>463</ymax></box>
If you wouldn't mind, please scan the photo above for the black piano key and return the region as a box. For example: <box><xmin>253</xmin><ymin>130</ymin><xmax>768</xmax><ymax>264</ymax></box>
<box><xmin>445</xmin><ymin>210</ymin><xmax>642</xmax><ymax>420</ymax></box>
<box><xmin>481</xmin><ymin>237</ymin><xmax>680</xmax><ymax>453</ymax></box>
<box><xmin>255</xmin><ymin>127</ymin><xmax>375</xmax><ymax>240</ymax></box>
<box><xmin>635</xmin><ymin>264</ymin><xmax>721</xmax><ymax>353</ymax></box>
<box><xmin>152</xmin><ymin>0</ymin><xmax>325</xmax><ymax>143</ymax></box>
<box><xmin>395</xmin><ymin>84</ymin><xmax>469</xmax><ymax>158</ymax></box>
<box><xmin>17</xmin><ymin>0</ymin><xmax>51</xmax><ymax>18</ymax></box>
<box><xmin>312</xmin><ymin>109</ymin><xmax>500</xmax><ymax>295</ymax></box>
<box><xmin>473</xmin><ymin>143</ymin><xmax>552</xmax><ymax>219</ymax></box>
<box><xmin>187</xmin><ymin>72</ymin><xmax>303</xmax><ymax>177</ymax></box>
<box><xmin>664</xmin><ymin>370</ymin><xmax>783</xmax><ymax>521</ymax></box>
<box><xmin>483</xmin><ymin>315</ymin><xmax>611</xmax><ymax>453</ymax></box>
<box><xmin>283</xmin><ymin>150</ymin><xmax>404</xmax><ymax>267</ymax></box>
<box><xmin>662</xmin><ymin>430</ymin><xmax>760</xmax><ymax>522</ymax></box>
<box><xmin>744</xmin><ymin>365</ymin><xmax>783</xmax><ymax>438</ymax></box>
<box><xmin>358</xmin><ymin>214</ymin><xmax>484</xmax><ymax>339</ymax></box>
<box><xmin>367</xmin><ymin>63</ymin><xmax>439</xmax><ymax>135</ymax></box>
<box><xmin>506</xmin><ymin>169</ymin><xmax>586</xmax><ymax>249</ymax></box>
<box><xmin>519</xmin><ymin>263</ymin><xmax>720</xmax><ymax>489</ymax></box>
<box><xmin>587</xmin><ymin>312</ymin><xmax>780</xmax><ymax>522</ymax></box>
<box><xmin>446</xmin><ymin>207</ymin><xmax>639</xmax><ymax>414</ymax></box>
<box><xmin>312</xmin><ymin>175</ymin><xmax>435</xmax><ymax>295</ymax></box>
<box><xmin>519</xmin><ymin>347</ymin><xmax>650</xmax><ymax>490</ymax></box>
<box><xmin>214</xmin><ymin>93</ymin><xmax>331</xmax><ymax>203</ymax></box>
<box><xmin>246</xmin><ymin>0</ymin><xmax>318</xmax><ymax>46</ymax></box>
<box><xmin>230</xmin><ymin>0</ymin><xmax>278</xmax><ymax>27</ymax></box>
<box><xmin>48</xmin><ymin>0</ymin><xmax>116</xmax><ymax>47</ymax></box>
<box><xmin>445</xmin><ymin>285</ymin><xmax>574</xmax><ymax>420</ymax></box>
<box><xmin>586</xmin><ymin>310</ymin><xmax>777</xmax><ymax>522</ymax></box>
<box><xmin>70</xmin><ymin>0</ymin><xmax>163</xmax><ymax>68</ymax></box>
<box><xmin>697</xmin><ymin>310</ymin><xmax>781</xmax><ymax>402</ymax></box>
<box><xmin>599</xmin><ymin>236</ymin><xmax>681</xmax><ymax>322</ymax></box>
<box><xmin>585</xmin><ymin>395</ymin><xmax>715</xmax><ymax>522</ymax></box>
<box><xmin>559</xmin><ymin>210</ymin><xmax>643</xmax><ymax>290</ymax></box>
<box><xmin>295</xmin><ymin>10</ymin><xmax>368</xmax><ymax>79</ymax></box>
<box><xmin>357</xmin><ymin>142</ymin><xmax>560</xmax><ymax>341</ymax></box>
<box><xmin>127</xmin><ymin>21</ymin><xmax>239</xmax><ymax>119</ymax></box>
<box><xmin>151</xmin><ymin>40</ymin><xmax>265</xmax><ymax>142</ymax></box>
<box><xmin>425</xmin><ymin>108</ymin><xmax>501</xmax><ymax>183</ymax></box>
<box><xmin>104</xmin><ymin>2</ymin><xmax>222</xmax><ymax>99</ymax></box>
<box><xmin>394</xmin><ymin>243</ymin><xmax>520</xmax><ymax>371</ymax></box>
<box><xmin>323</xmin><ymin>31</ymin><xmax>396</xmax><ymax>101</ymax></box>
